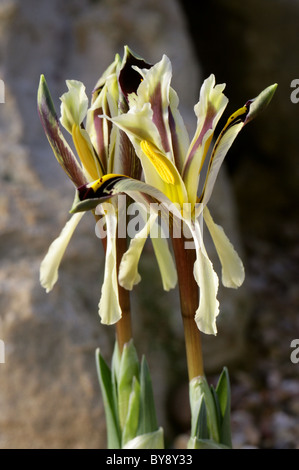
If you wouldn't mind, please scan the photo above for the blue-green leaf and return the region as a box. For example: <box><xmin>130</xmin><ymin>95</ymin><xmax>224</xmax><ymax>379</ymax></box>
<box><xmin>138</xmin><ymin>356</ymin><xmax>158</xmax><ymax>435</ymax></box>
<box><xmin>215</xmin><ymin>367</ymin><xmax>232</xmax><ymax>447</ymax></box>
<box><xmin>95</xmin><ymin>348</ymin><xmax>121</xmax><ymax>449</ymax></box>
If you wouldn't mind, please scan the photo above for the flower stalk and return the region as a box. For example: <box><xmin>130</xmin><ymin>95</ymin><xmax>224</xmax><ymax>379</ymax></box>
<box><xmin>171</xmin><ymin>233</ymin><xmax>204</xmax><ymax>380</ymax></box>
<box><xmin>115</xmin><ymin>232</ymin><xmax>132</xmax><ymax>352</ymax></box>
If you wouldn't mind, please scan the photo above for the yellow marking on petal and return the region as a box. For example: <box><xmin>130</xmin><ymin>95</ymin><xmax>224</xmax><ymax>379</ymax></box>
<box><xmin>72</xmin><ymin>123</ymin><xmax>99</xmax><ymax>181</ymax></box>
<box><xmin>140</xmin><ymin>140</ymin><xmax>176</xmax><ymax>185</ymax></box>
<box><xmin>89</xmin><ymin>173</ymin><xmax>125</xmax><ymax>192</ymax></box>
<box><xmin>221</xmin><ymin>105</ymin><xmax>247</xmax><ymax>133</ymax></box>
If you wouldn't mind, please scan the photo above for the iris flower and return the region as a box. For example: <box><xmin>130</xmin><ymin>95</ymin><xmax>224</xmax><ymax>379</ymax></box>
<box><xmin>38</xmin><ymin>48</ymin><xmax>177</xmax><ymax>328</ymax></box>
<box><xmin>71</xmin><ymin>52</ymin><xmax>276</xmax><ymax>336</ymax></box>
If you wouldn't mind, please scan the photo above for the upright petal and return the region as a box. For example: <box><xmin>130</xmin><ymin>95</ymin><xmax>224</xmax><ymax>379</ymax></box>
<box><xmin>60</xmin><ymin>80</ymin><xmax>89</xmax><ymax>134</ymax></box>
<box><xmin>60</xmin><ymin>79</ymin><xmax>103</xmax><ymax>181</ymax></box>
<box><xmin>203</xmin><ymin>206</ymin><xmax>245</xmax><ymax>289</ymax></box>
<box><xmin>37</xmin><ymin>75</ymin><xmax>87</xmax><ymax>188</ymax></box>
<box><xmin>132</xmin><ymin>55</ymin><xmax>173</xmax><ymax>155</ymax></box>
<box><xmin>200</xmin><ymin>83</ymin><xmax>277</xmax><ymax>207</ymax></box>
<box><xmin>97</xmin><ymin>203</ymin><xmax>122</xmax><ymax>324</ymax></box>
<box><xmin>40</xmin><ymin>212</ymin><xmax>85</xmax><ymax>292</ymax></box>
<box><xmin>183</xmin><ymin>74</ymin><xmax>228</xmax><ymax>206</ymax></box>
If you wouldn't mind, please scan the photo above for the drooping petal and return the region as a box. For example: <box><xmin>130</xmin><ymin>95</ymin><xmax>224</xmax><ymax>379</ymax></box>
<box><xmin>119</xmin><ymin>208</ymin><xmax>177</xmax><ymax>292</ymax></box>
<box><xmin>40</xmin><ymin>212</ymin><xmax>85</xmax><ymax>292</ymax></box>
<box><xmin>37</xmin><ymin>75</ymin><xmax>87</xmax><ymax>188</ymax></box>
<box><xmin>203</xmin><ymin>206</ymin><xmax>245</xmax><ymax>288</ymax></box>
<box><xmin>189</xmin><ymin>217</ymin><xmax>219</xmax><ymax>335</ymax></box>
<box><xmin>96</xmin><ymin>202</ymin><xmax>122</xmax><ymax>324</ymax></box>
<box><xmin>151</xmin><ymin>231</ymin><xmax>177</xmax><ymax>291</ymax></box>
<box><xmin>183</xmin><ymin>74</ymin><xmax>228</xmax><ymax>206</ymax></box>
<box><xmin>119</xmin><ymin>211</ymin><xmax>157</xmax><ymax>291</ymax></box>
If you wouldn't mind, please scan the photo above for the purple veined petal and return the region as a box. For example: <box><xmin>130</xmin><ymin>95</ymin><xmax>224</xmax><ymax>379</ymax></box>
<box><xmin>131</xmin><ymin>55</ymin><xmax>173</xmax><ymax>155</ymax></box>
<box><xmin>37</xmin><ymin>75</ymin><xmax>87</xmax><ymax>188</ymax></box>
<box><xmin>182</xmin><ymin>75</ymin><xmax>228</xmax><ymax>206</ymax></box>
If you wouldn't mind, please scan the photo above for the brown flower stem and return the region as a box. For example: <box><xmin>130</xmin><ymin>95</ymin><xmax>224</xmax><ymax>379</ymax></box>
<box><xmin>171</xmin><ymin>233</ymin><xmax>204</xmax><ymax>381</ymax></box>
<box><xmin>115</xmin><ymin>232</ymin><xmax>132</xmax><ymax>352</ymax></box>
<box><xmin>94</xmin><ymin>212</ymin><xmax>132</xmax><ymax>353</ymax></box>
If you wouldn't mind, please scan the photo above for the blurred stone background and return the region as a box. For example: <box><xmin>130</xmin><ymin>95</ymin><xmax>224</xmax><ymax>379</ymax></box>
<box><xmin>0</xmin><ymin>0</ymin><xmax>298</xmax><ymax>449</ymax></box>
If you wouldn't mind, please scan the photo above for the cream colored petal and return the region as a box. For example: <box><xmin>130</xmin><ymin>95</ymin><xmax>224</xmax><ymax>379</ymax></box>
<box><xmin>40</xmin><ymin>212</ymin><xmax>84</xmax><ymax>293</ymax></box>
<box><xmin>96</xmin><ymin>203</ymin><xmax>122</xmax><ymax>325</ymax></box>
<box><xmin>118</xmin><ymin>213</ymin><xmax>156</xmax><ymax>291</ymax></box>
<box><xmin>203</xmin><ymin>206</ymin><xmax>245</xmax><ymax>289</ymax></box>
<box><xmin>201</xmin><ymin>121</ymin><xmax>244</xmax><ymax>207</ymax></box>
<box><xmin>60</xmin><ymin>80</ymin><xmax>88</xmax><ymax>133</ymax></box>
<box><xmin>189</xmin><ymin>218</ymin><xmax>219</xmax><ymax>335</ymax></box>
<box><xmin>183</xmin><ymin>74</ymin><xmax>228</xmax><ymax>206</ymax></box>
<box><xmin>151</xmin><ymin>228</ymin><xmax>177</xmax><ymax>291</ymax></box>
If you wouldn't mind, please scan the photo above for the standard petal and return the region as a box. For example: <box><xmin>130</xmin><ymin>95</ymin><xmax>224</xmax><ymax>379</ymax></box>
<box><xmin>203</xmin><ymin>207</ymin><xmax>245</xmax><ymax>289</ymax></box>
<box><xmin>97</xmin><ymin>203</ymin><xmax>122</xmax><ymax>324</ymax></box>
<box><xmin>60</xmin><ymin>80</ymin><xmax>89</xmax><ymax>133</ymax></box>
<box><xmin>37</xmin><ymin>75</ymin><xmax>87</xmax><ymax>188</ymax></box>
<box><xmin>183</xmin><ymin>74</ymin><xmax>228</xmax><ymax>206</ymax></box>
<box><xmin>132</xmin><ymin>54</ymin><xmax>173</xmax><ymax>154</ymax></box>
<box><xmin>189</xmin><ymin>218</ymin><xmax>219</xmax><ymax>335</ymax></box>
<box><xmin>200</xmin><ymin>83</ymin><xmax>277</xmax><ymax>207</ymax></box>
<box><xmin>200</xmin><ymin>118</ymin><xmax>244</xmax><ymax>207</ymax></box>
<box><xmin>40</xmin><ymin>212</ymin><xmax>85</xmax><ymax>292</ymax></box>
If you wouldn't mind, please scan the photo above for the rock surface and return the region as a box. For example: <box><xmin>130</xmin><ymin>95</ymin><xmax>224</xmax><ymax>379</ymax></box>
<box><xmin>0</xmin><ymin>0</ymin><xmax>249</xmax><ymax>448</ymax></box>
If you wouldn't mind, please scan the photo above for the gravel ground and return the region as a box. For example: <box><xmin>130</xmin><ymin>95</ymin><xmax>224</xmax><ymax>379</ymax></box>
<box><xmin>228</xmin><ymin>218</ymin><xmax>299</xmax><ymax>449</ymax></box>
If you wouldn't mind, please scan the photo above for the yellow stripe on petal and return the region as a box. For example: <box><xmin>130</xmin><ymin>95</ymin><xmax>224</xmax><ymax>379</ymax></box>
<box><xmin>220</xmin><ymin>105</ymin><xmax>248</xmax><ymax>134</ymax></box>
<box><xmin>140</xmin><ymin>140</ymin><xmax>188</xmax><ymax>207</ymax></box>
<box><xmin>140</xmin><ymin>140</ymin><xmax>175</xmax><ymax>185</ymax></box>
<box><xmin>72</xmin><ymin>123</ymin><xmax>100</xmax><ymax>181</ymax></box>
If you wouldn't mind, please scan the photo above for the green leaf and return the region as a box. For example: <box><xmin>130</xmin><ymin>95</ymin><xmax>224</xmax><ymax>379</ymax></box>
<box><xmin>188</xmin><ymin>437</ymin><xmax>230</xmax><ymax>449</ymax></box>
<box><xmin>122</xmin><ymin>376</ymin><xmax>141</xmax><ymax>446</ymax></box>
<box><xmin>215</xmin><ymin>367</ymin><xmax>232</xmax><ymax>447</ymax></box>
<box><xmin>195</xmin><ymin>399</ymin><xmax>209</xmax><ymax>440</ymax></box>
<box><xmin>189</xmin><ymin>376</ymin><xmax>219</xmax><ymax>443</ymax></box>
<box><xmin>123</xmin><ymin>428</ymin><xmax>164</xmax><ymax>449</ymax></box>
<box><xmin>138</xmin><ymin>356</ymin><xmax>158</xmax><ymax>435</ymax></box>
<box><xmin>117</xmin><ymin>340</ymin><xmax>140</xmax><ymax>430</ymax></box>
<box><xmin>95</xmin><ymin>348</ymin><xmax>121</xmax><ymax>449</ymax></box>
<box><xmin>189</xmin><ymin>376</ymin><xmax>205</xmax><ymax>438</ymax></box>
